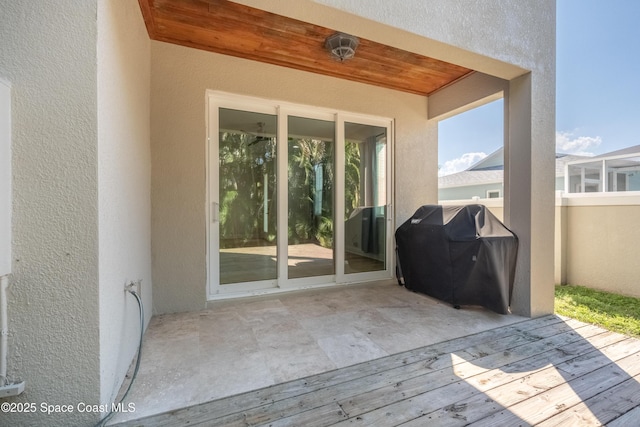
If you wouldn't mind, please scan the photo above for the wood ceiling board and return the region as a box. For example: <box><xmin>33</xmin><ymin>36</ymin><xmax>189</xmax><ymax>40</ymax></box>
<box><xmin>139</xmin><ymin>0</ymin><xmax>474</xmax><ymax>96</ymax></box>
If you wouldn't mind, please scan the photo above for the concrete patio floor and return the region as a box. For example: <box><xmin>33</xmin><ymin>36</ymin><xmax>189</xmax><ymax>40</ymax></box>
<box><xmin>108</xmin><ymin>281</ymin><xmax>527</xmax><ymax>424</ymax></box>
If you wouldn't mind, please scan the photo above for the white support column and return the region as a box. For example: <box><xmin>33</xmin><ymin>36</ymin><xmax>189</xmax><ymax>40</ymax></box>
<box><xmin>504</xmin><ymin>73</ymin><xmax>555</xmax><ymax>317</ymax></box>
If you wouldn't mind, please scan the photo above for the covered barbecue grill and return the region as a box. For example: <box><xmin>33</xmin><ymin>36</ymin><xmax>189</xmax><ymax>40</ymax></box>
<box><xmin>395</xmin><ymin>204</ymin><xmax>518</xmax><ymax>314</ymax></box>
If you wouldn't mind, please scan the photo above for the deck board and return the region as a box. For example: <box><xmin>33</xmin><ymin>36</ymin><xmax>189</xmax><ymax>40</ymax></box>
<box><xmin>111</xmin><ymin>315</ymin><xmax>640</xmax><ymax>426</ymax></box>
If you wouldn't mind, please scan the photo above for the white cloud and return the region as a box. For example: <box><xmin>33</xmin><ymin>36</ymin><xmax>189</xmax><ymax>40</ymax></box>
<box><xmin>556</xmin><ymin>131</ymin><xmax>601</xmax><ymax>156</ymax></box>
<box><xmin>438</xmin><ymin>152</ymin><xmax>487</xmax><ymax>176</ymax></box>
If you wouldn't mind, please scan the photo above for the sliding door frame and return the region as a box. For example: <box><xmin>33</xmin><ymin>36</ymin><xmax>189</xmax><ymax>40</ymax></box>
<box><xmin>206</xmin><ymin>91</ymin><xmax>394</xmax><ymax>300</ymax></box>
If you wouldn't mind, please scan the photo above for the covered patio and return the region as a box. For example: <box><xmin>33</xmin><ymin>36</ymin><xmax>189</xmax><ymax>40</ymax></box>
<box><xmin>117</xmin><ymin>0</ymin><xmax>558</xmax><ymax>424</ymax></box>
<box><xmin>145</xmin><ymin>0</ymin><xmax>554</xmax><ymax>314</ymax></box>
<box><xmin>0</xmin><ymin>1</ymin><xmax>557</xmax><ymax>426</ymax></box>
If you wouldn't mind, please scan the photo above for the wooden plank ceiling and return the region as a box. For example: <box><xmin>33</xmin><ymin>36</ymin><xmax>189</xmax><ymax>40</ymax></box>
<box><xmin>138</xmin><ymin>0</ymin><xmax>474</xmax><ymax>96</ymax></box>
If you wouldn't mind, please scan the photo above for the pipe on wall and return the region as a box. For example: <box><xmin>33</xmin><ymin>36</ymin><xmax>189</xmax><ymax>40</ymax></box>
<box><xmin>0</xmin><ymin>274</ymin><xmax>9</xmax><ymax>386</ymax></box>
<box><xmin>0</xmin><ymin>274</ymin><xmax>24</xmax><ymax>396</ymax></box>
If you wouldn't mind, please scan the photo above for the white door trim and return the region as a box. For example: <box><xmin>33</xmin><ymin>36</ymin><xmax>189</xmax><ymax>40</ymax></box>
<box><xmin>206</xmin><ymin>91</ymin><xmax>394</xmax><ymax>300</ymax></box>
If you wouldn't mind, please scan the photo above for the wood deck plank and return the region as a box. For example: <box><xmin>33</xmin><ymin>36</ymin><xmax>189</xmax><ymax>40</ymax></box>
<box><xmin>467</xmin><ymin>350</ymin><xmax>640</xmax><ymax>426</ymax></box>
<box><xmin>536</xmin><ymin>355</ymin><xmax>640</xmax><ymax>426</ymax></box>
<box><xmin>333</xmin><ymin>329</ymin><xmax>630</xmax><ymax>426</ymax></box>
<box><xmin>607</xmin><ymin>403</ymin><xmax>640</xmax><ymax>427</ymax></box>
<box><xmin>338</xmin><ymin>325</ymin><xmax>604</xmax><ymax>418</ymax></box>
<box><xmin>399</xmin><ymin>329</ymin><xmax>632</xmax><ymax>427</ymax></box>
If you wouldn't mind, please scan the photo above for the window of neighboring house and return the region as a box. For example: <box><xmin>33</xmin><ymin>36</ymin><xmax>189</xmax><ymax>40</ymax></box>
<box><xmin>566</xmin><ymin>156</ymin><xmax>640</xmax><ymax>193</ymax></box>
<box><xmin>487</xmin><ymin>190</ymin><xmax>501</xmax><ymax>198</ymax></box>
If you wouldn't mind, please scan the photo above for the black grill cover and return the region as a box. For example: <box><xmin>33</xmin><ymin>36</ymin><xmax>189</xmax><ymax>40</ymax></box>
<box><xmin>395</xmin><ymin>205</ymin><xmax>518</xmax><ymax>314</ymax></box>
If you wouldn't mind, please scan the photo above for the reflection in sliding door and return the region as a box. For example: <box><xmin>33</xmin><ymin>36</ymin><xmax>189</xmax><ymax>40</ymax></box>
<box><xmin>209</xmin><ymin>92</ymin><xmax>393</xmax><ymax>298</ymax></box>
<box><xmin>218</xmin><ymin>108</ymin><xmax>277</xmax><ymax>285</ymax></box>
<box><xmin>344</xmin><ymin>122</ymin><xmax>387</xmax><ymax>274</ymax></box>
<box><xmin>287</xmin><ymin>116</ymin><xmax>335</xmax><ymax>279</ymax></box>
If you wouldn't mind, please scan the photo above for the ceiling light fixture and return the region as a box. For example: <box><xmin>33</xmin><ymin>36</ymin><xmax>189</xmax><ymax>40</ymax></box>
<box><xmin>325</xmin><ymin>32</ymin><xmax>359</xmax><ymax>62</ymax></box>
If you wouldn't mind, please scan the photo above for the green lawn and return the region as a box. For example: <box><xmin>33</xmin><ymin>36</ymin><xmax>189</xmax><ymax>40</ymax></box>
<box><xmin>555</xmin><ymin>284</ymin><xmax>640</xmax><ymax>338</ymax></box>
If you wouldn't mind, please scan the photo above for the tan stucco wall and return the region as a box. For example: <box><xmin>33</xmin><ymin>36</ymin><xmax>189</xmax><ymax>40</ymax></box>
<box><xmin>97</xmin><ymin>0</ymin><xmax>152</xmax><ymax>407</ymax></box>
<box><xmin>0</xmin><ymin>1</ymin><xmax>100</xmax><ymax>425</ymax></box>
<box><xmin>563</xmin><ymin>200</ymin><xmax>640</xmax><ymax>298</ymax></box>
<box><xmin>151</xmin><ymin>42</ymin><xmax>431</xmax><ymax>313</ymax></box>
<box><xmin>555</xmin><ymin>203</ymin><xmax>567</xmax><ymax>285</ymax></box>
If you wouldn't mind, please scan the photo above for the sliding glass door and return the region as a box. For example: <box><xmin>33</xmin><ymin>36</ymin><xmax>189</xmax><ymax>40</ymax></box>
<box><xmin>208</xmin><ymin>93</ymin><xmax>392</xmax><ymax>298</ymax></box>
<box><xmin>287</xmin><ymin>116</ymin><xmax>336</xmax><ymax>280</ymax></box>
<box><xmin>210</xmin><ymin>106</ymin><xmax>279</xmax><ymax>293</ymax></box>
<box><xmin>343</xmin><ymin>122</ymin><xmax>389</xmax><ymax>277</ymax></box>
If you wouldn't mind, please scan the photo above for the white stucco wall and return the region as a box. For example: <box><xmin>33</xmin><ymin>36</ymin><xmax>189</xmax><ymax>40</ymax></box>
<box><xmin>97</xmin><ymin>0</ymin><xmax>152</xmax><ymax>408</ymax></box>
<box><xmin>151</xmin><ymin>42</ymin><xmax>431</xmax><ymax>313</ymax></box>
<box><xmin>312</xmin><ymin>0</ymin><xmax>547</xmax><ymax>74</ymax></box>
<box><xmin>0</xmin><ymin>1</ymin><xmax>100</xmax><ymax>425</ymax></box>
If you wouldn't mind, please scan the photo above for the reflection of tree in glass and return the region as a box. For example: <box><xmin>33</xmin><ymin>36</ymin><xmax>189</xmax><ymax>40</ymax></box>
<box><xmin>219</xmin><ymin>132</ymin><xmax>276</xmax><ymax>248</ymax></box>
<box><xmin>218</xmin><ymin>132</ymin><xmax>362</xmax><ymax>250</ymax></box>
<box><xmin>288</xmin><ymin>138</ymin><xmax>335</xmax><ymax>248</ymax></box>
<box><xmin>344</xmin><ymin>141</ymin><xmax>361</xmax><ymax>218</ymax></box>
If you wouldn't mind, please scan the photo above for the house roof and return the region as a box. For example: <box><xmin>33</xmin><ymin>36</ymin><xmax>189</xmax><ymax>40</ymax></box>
<box><xmin>467</xmin><ymin>149</ymin><xmax>504</xmax><ymax>171</ymax></box>
<box><xmin>439</xmin><ymin>147</ymin><xmax>591</xmax><ymax>188</ymax></box>
<box><xmin>589</xmin><ymin>144</ymin><xmax>640</xmax><ymax>159</ymax></box>
<box><xmin>439</xmin><ymin>169</ymin><xmax>504</xmax><ymax>188</ymax></box>
<box><xmin>137</xmin><ymin>0</ymin><xmax>473</xmax><ymax>96</ymax></box>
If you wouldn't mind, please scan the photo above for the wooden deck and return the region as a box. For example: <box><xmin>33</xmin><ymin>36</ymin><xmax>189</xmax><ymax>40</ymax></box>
<box><xmin>113</xmin><ymin>315</ymin><xmax>640</xmax><ymax>426</ymax></box>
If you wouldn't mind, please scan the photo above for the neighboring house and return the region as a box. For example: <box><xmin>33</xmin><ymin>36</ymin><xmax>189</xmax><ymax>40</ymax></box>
<box><xmin>439</xmin><ymin>145</ymin><xmax>640</xmax><ymax>200</ymax></box>
<box><xmin>0</xmin><ymin>1</ymin><xmax>556</xmax><ymax>425</ymax></box>
<box><xmin>564</xmin><ymin>145</ymin><xmax>640</xmax><ymax>193</ymax></box>
<box><xmin>439</xmin><ymin>147</ymin><xmax>590</xmax><ymax>200</ymax></box>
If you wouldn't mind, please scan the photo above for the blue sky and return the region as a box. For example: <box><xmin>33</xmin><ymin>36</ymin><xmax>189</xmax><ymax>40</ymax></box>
<box><xmin>438</xmin><ymin>0</ymin><xmax>640</xmax><ymax>176</ymax></box>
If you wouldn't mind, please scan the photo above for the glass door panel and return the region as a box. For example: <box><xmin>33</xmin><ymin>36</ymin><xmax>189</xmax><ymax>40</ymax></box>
<box><xmin>344</xmin><ymin>122</ymin><xmax>387</xmax><ymax>274</ymax></box>
<box><xmin>217</xmin><ymin>108</ymin><xmax>277</xmax><ymax>285</ymax></box>
<box><xmin>209</xmin><ymin>92</ymin><xmax>393</xmax><ymax>299</ymax></box>
<box><xmin>287</xmin><ymin>116</ymin><xmax>335</xmax><ymax>279</ymax></box>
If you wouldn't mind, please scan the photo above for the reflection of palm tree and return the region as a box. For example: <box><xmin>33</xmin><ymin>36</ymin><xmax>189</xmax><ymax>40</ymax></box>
<box><xmin>219</xmin><ymin>132</ymin><xmax>362</xmax><ymax>250</ymax></box>
<box><xmin>219</xmin><ymin>132</ymin><xmax>277</xmax><ymax>247</ymax></box>
<box><xmin>289</xmin><ymin>138</ymin><xmax>335</xmax><ymax>247</ymax></box>
<box><xmin>345</xmin><ymin>141</ymin><xmax>361</xmax><ymax>217</ymax></box>
<box><xmin>295</xmin><ymin>138</ymin><xmax>326</xmax><ymax>167</ymax></box>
